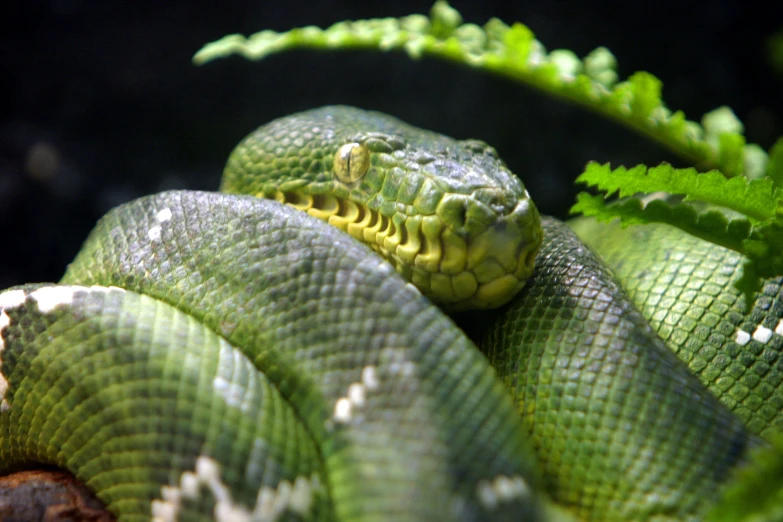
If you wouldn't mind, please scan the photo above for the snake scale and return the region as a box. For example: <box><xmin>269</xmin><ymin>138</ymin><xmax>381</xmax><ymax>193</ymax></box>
<box><xmin>0</xmin><ymin>106</ymin><xmax>780</xmax><ymax>521</ymax></box>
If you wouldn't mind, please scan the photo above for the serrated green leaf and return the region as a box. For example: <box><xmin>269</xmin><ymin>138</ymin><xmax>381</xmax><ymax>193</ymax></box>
<box><xmin>628</xmin><ymin>72</ymin><xmax>662</xmax><ymax>119</ymax></box>
<box><xmin>575</xmin><ymin>162</ymin><xmax>778</xmax><ymax>221</ymax></box>
<box><xmin>717</xmin><ymin>131</ymin><xmax>746</xmax><ymax>177</ymax></box>
<box><xmin>193</xmin><ymin>2</ymin><xmax>769</xmax><ymax>177</ymax></box>
<box><xmin>570</xmin><ymin>192</ymin><xmax>752</xmax><ymax>254</ymax></box>
<box><xmin>744</xmin><ymin>144</ymin><xmax>769</xmax><ymax>179</ymax></box>
<box><xmin>501</xmin><ymin>23</ymin><xmax>533</xmax><ymax>64</ymax></box>
<box><xmin>583</xmin><ymin>47</ymin><xmax>617</xmax><ymax>87</ymax></box>
<box><xmin>429</xmin><ymin>0</ymin><xmax>462</xmax><ymax>39</ymax></box>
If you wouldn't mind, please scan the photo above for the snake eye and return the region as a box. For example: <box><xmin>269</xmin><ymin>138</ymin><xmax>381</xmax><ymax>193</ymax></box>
<box><xmin>334</xmin><ymin>143</ymin><xmax>370</xmax><ymax>185</ymax></box>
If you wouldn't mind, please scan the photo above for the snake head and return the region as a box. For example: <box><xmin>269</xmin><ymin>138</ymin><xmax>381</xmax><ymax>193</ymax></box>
<box><xmin>222</xmin><ymin>106</ymin><xmax>542</xmax><ymax>310</ymax></box>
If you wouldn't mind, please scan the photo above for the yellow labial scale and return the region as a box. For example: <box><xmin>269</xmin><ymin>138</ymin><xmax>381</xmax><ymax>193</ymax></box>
<box><xmin>373</xmin><ymin>221</ymin><xmax>390</xmax><ymax>251</ymax></box>
<box><xmin>307</xmin><ymin>195</ymin><xmax>340</xmax><ymax>221</ymax></box>
<box><xmin>328</xmin><ymin>199</ymin><xmax>362</xmax><ymax>233</ymax></box>
<box><xmin>287</xmin><ymin>192</ymin><xmax>313</xmax><ymax>211</ymax></box>
<box><xmin>396</xmin><ymin>215</ymin><xmax>422</xmax><ymax>264</ymax></box>
<box><xmin>439</xmin><ymin>229</ymin><xmax>467</xmax><ymax>276</ymax></box>
<box><xmin>346</xmin><ymin>204</ymin><xmax>374</xmax><ymax>242</ymax></box>
<box><xmin>452</xmin><ymin>272</ymin><xmax>478</xmax><ymax>301</ymax></box>
<box><xmin>362</xmin><ymin>212</ymin><xmax>387</xmax><ymax>245</ymax></box>
<box><xmin>415</xmin><ymin>216</ymin><xmax>443</xmax><ymax>273</ymax></box>
<box><xmin>475</xmin><ymin>274</ymin><xmax>521</xmax><ymax>308</ymax></box>
<box><xmin>382</xmin><ymin>215</ymin><xmax>406</xmax><ymax>253</ymax></box>
<box><xmin>475</xmin><ymin>260</ymin><xmax>507</xmax><ymax>285</ymax></box>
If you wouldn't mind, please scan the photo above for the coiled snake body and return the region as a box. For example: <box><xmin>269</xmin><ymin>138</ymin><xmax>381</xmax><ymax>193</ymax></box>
<box><xmin>0</xmin><ymin>106</ymin><xmax>779</xmax><ymax>521</ymax></box>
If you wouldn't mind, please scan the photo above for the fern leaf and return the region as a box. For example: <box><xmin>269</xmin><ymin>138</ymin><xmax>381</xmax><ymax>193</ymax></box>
<box><xmin>575</xmin><ymin>162</ymin><xmax>778</xmax><ymax>222</ymax></box>
<box><xmin>193</xmin><ymin>1</ymin><xmax>768</xmax><ymax>178</ymax></box>
<box><xmin>570</xmin><ymin>193</ymin><xmax>752</xmax><ymax>254</ymax></box>
<box><xmin>572</xmin><ymin>161</ymin><xmax>783</xmax><ymax>301</ymax></box>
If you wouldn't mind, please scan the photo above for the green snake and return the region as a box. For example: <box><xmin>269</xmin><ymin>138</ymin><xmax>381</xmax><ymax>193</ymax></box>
<box><xmin>0</xmin><ymin>106</ymin><xmax>779</xmax><ymax>521</ymax></box>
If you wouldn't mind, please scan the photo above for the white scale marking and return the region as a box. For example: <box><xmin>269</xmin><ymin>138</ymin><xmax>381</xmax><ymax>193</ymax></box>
<box><xmin>736</xmin><ymin>321</ymin><xmax>783</xmax><ymax>346</ymax></box>
<box><xmin>27</xmin><ymin>285</ymin><xmax>122</xmax><ymax>314</ymax></box>
<box><xmin>776</xmin><ymin>319</ymin><xmax>783</xmax><ymax>336</ymax></box>
<box><xmin>347</xmin><ymin>383</ymin><xmax>365</xmax><ymax>407</ymax></box>
<box><xmin>735</xmin><ymin>330</ymin><xmax>751</xmax><ymax>346</ymax></box>
<box><xmin>180</xmin><ymin>471</ymin><xmax>199</xmax><ymax>498</ymax></box>
<box><xmin>148</xmin><ymin>225</ymin><xmax>162</xmax><ymax>241</ymax></box>
<box><xmin>333</xmin><ymin>398</ymin><xmax>352</xmax><ymax>423</ymax></box>
<box><xmin>0</xmin><ymin>375</ymin><xmax>8</xmax><ymax>412</ymax></box>
<box><xmin>157</xmin><ymin>207</ymin><xmax>173</xmax><ymax>222</ymax></box>
<box><xmin>288</xmin><ymin>476</ymin><xmax>317</xmax><ymax>517</ymax></box>
<box><xmin>476</xmin><ymin>474</ymin><xmax>530</xmax><ymax>510</ymax></box>
<box><xmin>0</xmin><ymin>310</ymin><xmax>10</xmax><ymax>352</ymax></box>
<box><xmin>361</xmin><ymin>366</ymin><xmax>379</xmax><ymax>391</ymax></box>
<box><xmin>151</xmin><ymin>455</ymin><xmax>319</xmax><ymax>522</ymax></box>
<box><xmin>213</xmin><ymin>376</ymin><xmax>249</xmax><ymax>412</ymax></box>
<box><xmin>29</xmin><ymin>286</ymin><xmax>79</xmax><ymax>313</ymax></box>
<box><xmin>148</xmin><ymin>207</ymin><xmax>173</xmax><ymax>242</ymax></box>
<box><xmin>753</xmin><ymin>325</ymin><xmax>774</xmax><ymax>344</ymax></box>
<box><xmin>332</xmin><ymin>365</ymin><xmax>380</xmax><ymax>424</ymax></box>
<box><xmin>0</xmin><ymin>289</ymin><xmax>27</xmax><ymax>310</ymax></box>
<box><xmin>0</xmin><ymin>286</ymin><xmax>125</xmax><ymax>413</ymax></box>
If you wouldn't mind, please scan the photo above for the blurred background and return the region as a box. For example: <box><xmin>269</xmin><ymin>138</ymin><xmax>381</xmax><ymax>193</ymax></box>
<box><xmin>2</xmin><ymin>0</ymin><xmax>782</xmax><ymax>289</ymax></box>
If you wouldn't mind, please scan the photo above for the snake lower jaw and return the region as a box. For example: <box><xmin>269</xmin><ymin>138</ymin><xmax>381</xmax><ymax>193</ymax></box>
<box><xmin>390</xmin><ymin>208</ymin><xmax>541</xmax><ymax>310</ymax></box>
<box><xmin>455</xmin><ymin>202</ymin><xmax>542</xmax><ymax>310</ymax></box>
<box><xmin>397</xmin><ymin>216</ymin><xmax>541</xmax><ymax>311</ymax></box>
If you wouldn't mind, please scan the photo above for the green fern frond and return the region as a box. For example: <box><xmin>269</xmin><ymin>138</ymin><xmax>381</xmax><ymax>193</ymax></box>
<box><xmin>572</xmin><ymin>162</ymin><xmax>783</xmax><ymax>300</ymax></box>
<box><xmin>570</xmin><ymin>192</ymin><xmax>753</xmax><ymax>255</ymax></box>
<box><xmin>575</xmin><ymin>162</ymin><xmax>778</xmax><ymax>221</ymax></box>
<box><xmin>193</xmin><ymin>1</ymin><xmax>766</xmax><ymax>178</ymax></box>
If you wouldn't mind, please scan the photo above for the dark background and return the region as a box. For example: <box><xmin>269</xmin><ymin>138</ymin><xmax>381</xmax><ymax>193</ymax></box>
<box><xmin>2</xmin><ymin>0</ymin><xmax>782</xmax><ymax>289</ymax></box>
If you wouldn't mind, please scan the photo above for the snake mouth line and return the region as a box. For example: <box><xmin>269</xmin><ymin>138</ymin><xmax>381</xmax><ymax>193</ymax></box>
<box><xmin>269</xmin><ymin>190</ymin><xmax>537</xmax><ymax>310</ymax></box>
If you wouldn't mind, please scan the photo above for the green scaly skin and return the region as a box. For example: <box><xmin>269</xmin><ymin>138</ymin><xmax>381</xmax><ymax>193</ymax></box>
<box><xmin>0</xmin><ymin>106</ymin><xmax>777</xmax><ymax>521</ymax></box>
<box><xmin>482</xmin><ymin>218</ymin><xmax>760</xmax><ymax>521</ymax></box>
<box><xmin>569</xmin><ymin>217</ymin><xmax>783</xmax><ymax>438</ymax></box>
<box><xmin>0</xmin><ymin>192</ymin><xmax>549</xmax><ymax>522</ymax></box>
